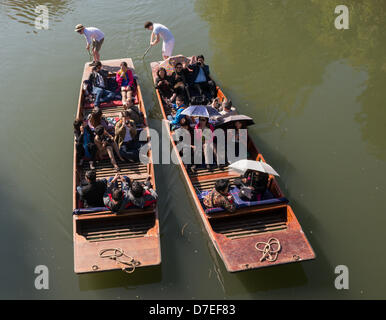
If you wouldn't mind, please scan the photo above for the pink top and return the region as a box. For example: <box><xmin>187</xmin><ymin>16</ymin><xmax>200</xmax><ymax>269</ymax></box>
<box><xmin>194</xmin><ymin>123</ymin><xmax>215</xmax><ymax>143</ymax></box>
<box><xmin>116</xmin><ymin>69</ymin><xmax>134</xmax><ymax>89</ymax></box>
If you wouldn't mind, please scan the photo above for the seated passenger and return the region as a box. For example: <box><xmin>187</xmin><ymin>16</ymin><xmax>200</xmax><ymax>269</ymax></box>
<box><xmin>210</xmin><ymin>97</ymin><xmax>221</xmax><ymax>110</ymax></box>
<box><xmin>186</xmin><ymin>55</ymin><xmax>217</xmax><ymax>101</ymax></box>
<box><xmin>235</xmin><ymin>170</ymin><xmax>269</xmax><ymax>201</ymax></box>
<box><xmin>87</xmin><ymin>107</ymin><xmax>113</xmax><ymax>133</ymax></box>
<box><xmin>77</xmin><ymin>170</ymin><xmax>107</xmax><ymax>208</ymax></box>
<box><xmin>103</xmin><ymin>173</ymin><xmax>131</xmax><ymax>213</ymax></box>
<box><xmin>74</xmin><ymin>118</ymin><xmax>97</xmax><ymax>169</ymax></box>
<box><xmin>191</xmin><ymin>117</ymin><xmax>217</xmax><ymax>172</ymax></box>
<box><xmin>88</xmin><ymin>63</ymin><xmax>120</xmax><ymax>107</ymax></box>
<box><xmin>127</xmin><ymin>178</ymin><xmax>158</xmax><ymax>209</ymax></box>
<box><xmin>228</xmin><ymin>120</ymin><xmax>248</xmax><ymax>158</ymax></box>
<box><xmin>168</xmin><ymin>95</ymin><xmax>187</xmax><ymax>130</ymax></box>
<box><xmin>115</xmin><ymin>111</ymin><xmax>140</xmax><ymax>162</ymax></box>
<box><xmin>155</xmin><ymin>67</ymin><xmax>173</xmax><ymax>105</ymax></box>
<box><xmin>116</xmin><ymin>61</ymin><xmax>135</xmax><ymax>108</ymax></box>
<box><xmin>126</xmin><ymin>104</ymin><xmax>144</xmax><ymax>127</ymax></box>
<box><xmin>170</xmin><ymin>62</ymin><xmax>190</xmax><ymax>103</ymax></box>
<box><xmin>203</xmin><ymin>179</ymin><xmax>236</xmax><ymax>213</ymax></box>
<box><xmin>94</xmin><ymin>125</ymin><xmax>125</xmax><ymax>171</ymax></box>
<box><xmin>216</xmin><ymin>100</ymin><xmax>237</xmax><ymax>121</ymax></box>
<box><xmin>173</xmin><ymin>117</ymin><xmax>194</xmax><ymax>172</ymax></box>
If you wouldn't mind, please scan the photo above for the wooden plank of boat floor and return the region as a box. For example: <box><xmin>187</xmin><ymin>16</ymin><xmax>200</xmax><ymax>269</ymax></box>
<box><xmin>192</xmin><ymin>177</ymin><xmax>237</xmax><ymax>192</ymax></box>
<box><xmin>188</xmin><ymin>165</ymin><xmax>230</xmax><ymax>177</ymax></box>
<box><xmin>83</xmin><ymin>104</ymin><xmax>139</xmax><ymax>118</ymax></box>
<box><xmin>81</xmin><ymin>160</ymin><xmax>148</xmax><ymax>181</ymax></box>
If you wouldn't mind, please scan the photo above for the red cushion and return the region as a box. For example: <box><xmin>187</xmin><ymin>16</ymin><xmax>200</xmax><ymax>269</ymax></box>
<box><xmin>84</xmin><ymin>95</ymin><xmax>139</xmax><ymax>109</ymax></box>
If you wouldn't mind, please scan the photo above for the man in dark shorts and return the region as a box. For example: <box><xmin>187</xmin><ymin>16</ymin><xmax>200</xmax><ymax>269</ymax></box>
<box><xmin>75</xmin><ymin>24</ymin><xmax>105</xmax><ymax>66</ymax></box>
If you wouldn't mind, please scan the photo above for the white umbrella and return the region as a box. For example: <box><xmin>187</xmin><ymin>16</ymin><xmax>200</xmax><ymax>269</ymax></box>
<box><xmin>181</xmin><ymin>105</ymin><xmax>220</xmax><ymax>118</ymax></box>
<box><xmin>229</xmin><ymin>159</ymin><xmax>280</xmax><ymax>176</ymax></box>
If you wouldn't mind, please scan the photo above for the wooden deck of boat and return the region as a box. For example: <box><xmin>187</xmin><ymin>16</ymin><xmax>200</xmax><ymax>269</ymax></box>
<box><xmin>72</xmin><ymin>58</ymin><xmax>161</xmax><ymax>274</ymax></box>
<box><xmin>150</xmin><ymin>57</ymin><xmax>315</xmax><ymax>272</ymax></box>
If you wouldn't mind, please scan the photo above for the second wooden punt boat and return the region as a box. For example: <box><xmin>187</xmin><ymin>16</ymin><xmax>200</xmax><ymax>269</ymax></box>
<box><xmin>73</xmin><ymin>58</ymin><xmax>160</xmax><ymax>274</ymax></box>
<box><xmin>151</xmin><ymin>55</ymin><xmax>315</xmax><ymax>272</ymax></box>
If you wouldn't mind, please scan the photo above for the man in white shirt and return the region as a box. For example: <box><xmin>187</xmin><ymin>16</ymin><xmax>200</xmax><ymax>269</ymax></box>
<box><xmin>144</xmin><ymin>21</ymin><xmax>175</xmax><ymax>60</ymax></box>
<box><xmin>75</xmin><ymin>24</ymin><xmax>105</xmax><ymax>66</ymax></box>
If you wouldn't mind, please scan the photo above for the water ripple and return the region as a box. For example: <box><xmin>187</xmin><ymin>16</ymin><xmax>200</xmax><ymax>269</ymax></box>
<box><xmin>2</xmin><ymin>0</ymin><xmax>73</xmax><ymax>28</ymax></box>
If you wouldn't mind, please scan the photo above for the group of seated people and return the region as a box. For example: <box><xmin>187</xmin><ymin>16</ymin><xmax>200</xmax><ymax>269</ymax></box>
<box><xmin>155</xmin><ymin>55</ymin><xmax>217</xmax><ymax>107</ymax></box>
<box><xmin>155</xmin><ymin>55</ymin><xmax>272</xmax><ymax>214</ymax></box>
<box><xmin>77</xmin><ymin>171</ymin><xmax>157</xmax><ymax>213</ymax></box>
<box><xmin>74</xmin><ymin>61</ymin><xmax>155</xmax><ymax>213</ymax></box>
<box><xmin>155</xmin><ymin>55</ymin><xmax>252</xmax><ymax>173</ymax></box>
<box><xmin>167</xmin><ymin>95</ymin><xmax>248</xmax><ymax>172</ymax></box>
<box><xmin>74</xmin><ymin>107</ymin><xmax>143</xmax><ymax>171</ymax></box>
<box><xmin>74</xmin><ymin>61</ymin><xmax>146</xmax><ymax>172</ymax></box>
<box><xmin>84</xmin><ymin>61</ymin><xmax>140</xmax><ymax>110</ymax></box>
<box><xmin>203</xmin><ymin>170</ymin><xmax>270</xmax><ymax>213</ymax></box>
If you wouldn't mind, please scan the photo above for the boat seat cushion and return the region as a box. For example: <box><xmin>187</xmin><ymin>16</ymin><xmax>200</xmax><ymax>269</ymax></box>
<box><xmin>73</xmin><ymin>204</ymin><xmax>149</xmax><ymax>215</ymax></box>
<box><xmin>84</xmin><ymin>95</ymin><xmax>139</xmax><ymax>109</ymax></box>
<box><xmin>197</xmin><ymin>187</ymin><xmax>289</xmax><ymax>214</ymax></box>
<box><xmin>231</xmin><ymin>187</ymin><xmax>289</xmax><ymax>207</ymax></box>
<box><xmin>73</xmin><ymin>207</ymin><xmax>109</xmax><ymax>215</ymax></box>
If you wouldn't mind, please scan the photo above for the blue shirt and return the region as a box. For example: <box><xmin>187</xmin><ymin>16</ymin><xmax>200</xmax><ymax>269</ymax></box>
<box><xmin>194</xmin><ymin>67</ymin><xmax>206</xmax><ymax>83</ymax></box>
<box><xmin>171</xmin><ymin>107</ymin><xmax>186</xmax><ymax>126</ymax></box>
<box><xmin>172</xmin><ymin>103</ymin><xmax>185</xmax><ymax>111</ymax></box>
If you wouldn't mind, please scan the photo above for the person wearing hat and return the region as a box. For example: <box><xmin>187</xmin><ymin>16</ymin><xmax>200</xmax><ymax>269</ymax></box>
<box><xmin>75</xmin><ymin>24</ymin><xmax>105</xmax><ymax>66</ymax></box>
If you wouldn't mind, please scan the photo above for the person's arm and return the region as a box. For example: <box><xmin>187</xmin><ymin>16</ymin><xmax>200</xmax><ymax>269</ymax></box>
<box><xmin>144</xmin><ymin>184</ymin><xmax>158</xmax><ymax>199</ymax></box>
<box><xmin>107</xmin><ymin>173</ymin><xmax>120</xmax><ymax>188</ymax></box>
<box><xmin>128</xmin><ymin>70</ymin><xmax>134</xmax><ymax>87</ymax></box>
<box><xmin>151</xmin><ymin>33</ymin><xmax>160</xmax><ymax>46</ymax></box>
<box><xmin>115</xmin><ymin>119</ymin><xmax>124</xmax><ymax>135</ymax></box>
<box><xmin>155</xmin><ymin>77</ymin><xmax>162</xmax><ymax>88</ymax></box>
<box><xmin>94</xmin><ymin>136</ymin><xmax>103</xmax><ymax>153</ymax></box>
<box><xmin>204</xmin><ymin>65</ymin><xmax>212</xmax><ymax>81</ymax></box>
<box><xmin>84</xmin><ymin>31</ymin><xmax>92</xmax><ymax>49</ymax></box>
<box><xmin>88</xmin><ymin>72</ymin><xmax>94</xmax><ymax>85</ymax></box>
<box><xmin>115</xmin><ymin>72</ymin><xmax>123</xmax><ymax>87</ymax></box>
<box><xmin>221</xmin><ymin>195</ymin><xmax>236</xmax><ymax>213</ymax></box>
<box><xmin>77</xmin><ymin>186</ymin><xmax>84</xmax><ymax>198</ymax></box>
<box><xmin>105</xmin><ymin>130</ymin><xmax>114</xmax><ymax>141</ymax></box>
<box><xmin>171</xmin><ymin>109</ymin><xmax>183</xmax><ymax>125</ymax></box>
<box><xmin>128</xmin><ymin>121</ymin><xmax>137</xmax><ymax>138</ymax></box>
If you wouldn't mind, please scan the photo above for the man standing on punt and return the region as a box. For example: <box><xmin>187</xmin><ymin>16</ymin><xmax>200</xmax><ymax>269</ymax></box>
<box><xmin>75</xmin><ymin>24</ymin><xmax>105</xmax><ymax>66</ymax></box>
<box><xmin>144</xmin><ymin>21</ymin><xmax>175</xmax><ymax>60</ymax></box>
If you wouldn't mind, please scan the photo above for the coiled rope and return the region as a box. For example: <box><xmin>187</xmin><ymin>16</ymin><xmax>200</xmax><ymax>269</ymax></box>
<box><xmin>99</xmin><ymin>248</ymin><xmax>140</xmax><ymax>274</ymax></box>
<box><xmin>255</xmin><ymin>238</ymin><xmax>281</xmax><ymax>262</ymax></box>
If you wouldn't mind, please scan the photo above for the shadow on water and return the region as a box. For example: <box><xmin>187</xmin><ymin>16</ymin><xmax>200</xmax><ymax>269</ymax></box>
<box><xmin>78</xmin><ymin>265</ymin><xmax>162</xmax><ymax>292</ymax></box>
<box><xmin>2</xmin><ymin>0</ymin><xmax>73</xmax><ymax>28</ymax></box>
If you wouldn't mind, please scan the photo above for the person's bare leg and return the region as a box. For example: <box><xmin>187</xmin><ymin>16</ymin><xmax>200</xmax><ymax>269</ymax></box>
<box><xmin>112</xmin><ymin>142</ymin><xmax>125</xmax><ymax>162</ymax></box>
<box><xmin>127</xmin><ymin>90</ymin><xmax>133</xmax><ymax>107</ymax></box>
<box><xmin>93</xmin><ymin>47</ymin><xmax>100</xmax><ymax>62</ymax></box>
<box><xmin>122</xmin><ymin>90</ymin><xmax>127</xmax><ymax>107</ymax></box>
<box><xmin>106</xmin><ymin>146</ymin><xmax>119</xmax><ymax>170</ymax></box>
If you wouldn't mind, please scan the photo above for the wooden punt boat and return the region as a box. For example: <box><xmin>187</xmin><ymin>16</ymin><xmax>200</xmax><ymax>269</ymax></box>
<box><xmin>150</xmin><ymin>56</ymin><xmax>315</xmax><ymax>272</ymax></box>
<box><xmin>73</xmin><ymin>58</ymin><xmax>160</xmax><ymax>274</ymax></box>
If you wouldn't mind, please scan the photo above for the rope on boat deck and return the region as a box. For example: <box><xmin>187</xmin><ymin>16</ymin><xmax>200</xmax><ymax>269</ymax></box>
<box><xmin>99</xmin><ymin>248</ymin><xmax>140</xmax><ymax>274</ymax></box>
<box><xmin>255</xmin><ymin>238</ymin><xmax>281</xmax><ymax>262</ymax></box>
